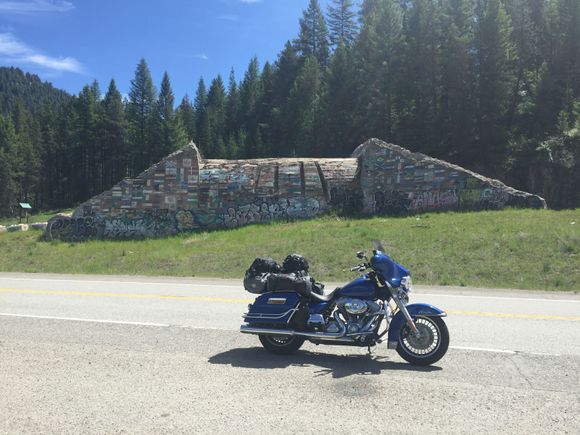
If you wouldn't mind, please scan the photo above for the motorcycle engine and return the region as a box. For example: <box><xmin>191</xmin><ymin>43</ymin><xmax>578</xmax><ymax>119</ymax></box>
<box><xmin>336</xmin><ymin>298</ymin><xmax>380</xmax><ymax>316</ymax></box>
<box><xmin>335</xmin><ymin>298</ymin><xmax>382</xmax><ymax>335</ymax></box>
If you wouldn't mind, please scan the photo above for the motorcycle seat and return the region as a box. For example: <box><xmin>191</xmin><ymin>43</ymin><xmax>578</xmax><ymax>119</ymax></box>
<box><xmin>309</xmin><ymin>287</ymin><xmax>341</xmax><ymax>302</ymax></box>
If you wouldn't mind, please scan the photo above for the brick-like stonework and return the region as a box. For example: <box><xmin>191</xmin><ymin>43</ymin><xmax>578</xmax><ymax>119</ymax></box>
<box><xmin>46</xmin><ymin>138</ymin><xmax>546</xmax><ymax>240</ymax></box>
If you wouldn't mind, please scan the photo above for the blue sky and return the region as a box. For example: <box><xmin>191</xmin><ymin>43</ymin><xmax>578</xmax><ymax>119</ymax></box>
<box><xmin>0</xmin><ymin>0</ymin><xmax>335</xmax><ymax>101</ymax></box>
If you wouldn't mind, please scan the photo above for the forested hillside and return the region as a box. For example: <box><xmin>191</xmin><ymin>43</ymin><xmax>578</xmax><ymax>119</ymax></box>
<box><xmin>0</xmin><ymin>67</ymin><xmax>72</xmax><ymax>116</ymax></box>
<box><xmin>0</xmin><ymin>0</ymin><xmax>578</xmax><ymax>217</ymax></box>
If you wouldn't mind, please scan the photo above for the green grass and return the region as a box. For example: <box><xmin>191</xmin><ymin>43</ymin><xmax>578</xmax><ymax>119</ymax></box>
<box><xmin>0</xmin><ymin>209</ymin><xmax>578</xmax><ymax>291</ymax></box>
<box><xmin>0</xmin><ymin>208</ymin><xmax>72</xmax><ymax>226</ymax></box>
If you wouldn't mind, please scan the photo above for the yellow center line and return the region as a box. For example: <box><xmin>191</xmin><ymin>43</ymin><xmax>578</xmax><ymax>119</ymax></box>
<box><xmin>446</xmin><ymin>309</ymin><xmax>580</xmax><ymax>322</ymax></box>
<box><xmin>1</xmin><ymin>288</ymin><xmax>579</xmax><ymax>322</ymax></box>
<box><xmin>0</xmin><ymin>288</ymin><xmax>252</xmax><ymax>304</ymax></box>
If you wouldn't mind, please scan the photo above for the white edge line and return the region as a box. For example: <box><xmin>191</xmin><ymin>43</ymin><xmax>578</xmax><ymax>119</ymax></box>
<box><xmin>0</xmin><ymin>313</ymin><xmax>565</xmax><ymax>356</ymax></box>
<box><xmin>0</xmin><ymin>312</ymin><xmax>235</xmax><ymax>331</ymax></box>
<box><xmin>0</xmin><ymin>312</ymin><xmax>170</xmax><ymax>327</ymax></box>
<box><xmin>0</xmin><ymin>277</ymin><xmax>242</xmax><ymax>289</ymax></box>
<box><xmin>0</xmin><ymin>277</ymin><xmax>578</xmax><ymax>302</ymax></box>
<box><xmin>450</xmin><ymin>345</ymin><xmax>516</xmax><ymax>354</ymax></box>
<box><xmin>419</xmin><ymin>292</ymin><xmax>580</xmax><ymax>304</ymax></box>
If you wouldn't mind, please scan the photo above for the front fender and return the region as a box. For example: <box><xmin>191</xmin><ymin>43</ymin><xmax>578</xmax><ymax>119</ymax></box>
<box><xmin>386</xmin><ymin>303</ymin><xmax>447</xmax><ymax>349</ymax></box>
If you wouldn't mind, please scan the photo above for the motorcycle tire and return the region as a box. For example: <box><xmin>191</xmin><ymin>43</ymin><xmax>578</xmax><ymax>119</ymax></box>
<box><xmin>396</xmin><ymin>316</ymin><xmax>449</xmax><ymax>366</ymax></box>
<box><xmin>259</xmin><ymin>334</ymin><xmax>305</xmax><ymax>355</ymax></box>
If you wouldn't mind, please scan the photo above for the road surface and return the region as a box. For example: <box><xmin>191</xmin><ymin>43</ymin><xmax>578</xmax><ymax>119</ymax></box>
<box><xmin>0</xmin><ymin>273</ymin><xmax>579</xmax><ymax>434</ymax></box>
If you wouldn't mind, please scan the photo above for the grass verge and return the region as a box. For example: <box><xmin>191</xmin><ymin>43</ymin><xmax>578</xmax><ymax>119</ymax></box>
<box><xmin>0</xmin><ymin>209</ymin><xmax>578</xmax><ymax>291</ymax></box>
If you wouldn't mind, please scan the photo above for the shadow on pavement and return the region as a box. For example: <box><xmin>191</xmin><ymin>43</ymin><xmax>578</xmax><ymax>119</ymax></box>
<box><xmin>208</xmin><ymin>347</ymin><xmax>442</xmax><ymax>378</ymax></box>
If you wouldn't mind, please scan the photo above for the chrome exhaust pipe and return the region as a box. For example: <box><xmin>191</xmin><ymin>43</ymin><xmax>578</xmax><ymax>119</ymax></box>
<box><xmin>240</xmin><ymin>312</ymin><xmax>353</xmax><ymax>341</ymax></box>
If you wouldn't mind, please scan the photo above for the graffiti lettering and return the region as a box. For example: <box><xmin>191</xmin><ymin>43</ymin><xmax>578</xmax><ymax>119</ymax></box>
<box><xmin>409</xmin><ymin>190</ymin><xmax>459</xmax><ymax>211</ymax></box>
<box><xmin>221</xmin><ymin>198</ymin><xmax>322</xmax><ymax>228</ymax></box>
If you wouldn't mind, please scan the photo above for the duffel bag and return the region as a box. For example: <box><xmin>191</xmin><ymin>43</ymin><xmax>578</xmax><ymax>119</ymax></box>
<box><xmin>248</xmin><ymin>257</ymin><xmax>281</xmax><ymax>275</ymax></box>
<box><xmin>267</xmin><ymin>273</ymin><xmax>312</xmax><ymax>297</ymax></box>
<box><xmin>243</xmin><ymin>272</ymin><xmax>270</xmax><ymax>294</ymax></box>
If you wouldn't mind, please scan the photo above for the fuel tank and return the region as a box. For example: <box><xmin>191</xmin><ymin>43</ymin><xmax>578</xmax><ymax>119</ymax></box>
<box><xmin>336</xmin><ymin>275</ymin><xmax>378</xmax><ymax>299</ymax></box>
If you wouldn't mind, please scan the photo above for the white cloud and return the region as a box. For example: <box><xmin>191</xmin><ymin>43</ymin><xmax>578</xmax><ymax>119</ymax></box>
<box><xmin>0</xmin><ymin>33</ymin><xmax>84</xmax><ymax>73</ymax></box>
<box><xmin>239</xmin><ymin>0</ymin><xmax>262</xmax><ymax>3</ymax></box>
<box><xmin>0</xmin><ymin>0</ymin><xmax>74</xmax><ymax>14</ymax></box>
<box><xmin>192</xmin><ymin>53</ymin><xmax>209</xmax><ymax>61</ymax></box>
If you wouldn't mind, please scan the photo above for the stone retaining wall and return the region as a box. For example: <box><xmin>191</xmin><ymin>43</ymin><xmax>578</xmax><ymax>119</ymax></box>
<box><xmin>46</xmin><ymin>139</ymin><xmax>546</xmax><ymax>241</ymax></box>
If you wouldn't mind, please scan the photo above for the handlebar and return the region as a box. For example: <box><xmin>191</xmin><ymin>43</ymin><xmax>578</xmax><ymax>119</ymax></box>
<box><xmin>350</xmin><ymin>263</ymin><xmax>368</xmax><ymax>272</ymax></box>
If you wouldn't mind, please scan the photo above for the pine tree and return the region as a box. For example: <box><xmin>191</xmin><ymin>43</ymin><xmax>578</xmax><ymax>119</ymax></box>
<box><xmin>10</xmin><ymin>102</ymin><xmax>41</xmax><ymax>206</ymax></box>
<box><xmin>297</xmin><ymin>0</ymin><xmax>330</xmax><ymax>66</ymax></box>
<box><xmin>194</xmin><ymin>77</ymin><xmax>211</xmax><ymax>155</ymax></box>
<box><xmin>327</xmin><ymin>0</ymin><xmax>358</xmax><ymax>47</ymax></box>
<box><xmin>532</xmin><ymin>0</ymin><xmax>580</xmax><ymax>136</ymax></box>
<box><xmin>101</xmin><ymin>79</ymin><xmax>128</xmax><ymax>187</ymax></box>
<box><xmin>353</xmin><ymin>0</ymin><xmax>403</xmax><ymax>143</ymax></box>
<box><xmin>258</xmin><ymin>62</ymin><xmax>276</xmax><ymax>154</ymax></box>
<box><xmin>397</xmin><ymin>0</ymin><xmax>443</xmax><ymax>154</ymax></box>
<box><xmin>225</xmin><ymin>69</ymin><xmax>240</xmax><ymax>158</ymax></box>
<box><xmin>438</xmin><ymin>0</ymin><xmax>477</xmax><ymax>163</ymax></box>
<box><xmin>270</xmin><ymin>42</ymin><xmax>300</xmax><ymax>155</ymax></box>
<box><xmin>475</xmin><ymin>0</ymin><xmax>517</xmax><ymax>170</ymax></box>
<box><xmin>176</xmin><ymin>95</ymin><xmax>196</xmax><ymax>141</ymax></box>
<box><xmin>321</xmin><ymin>41</ymin><xmax>357</xmax><ymax>156</ymax></box>
<box><xmin>127</xmin><ymin>58</ymin><xmax>156</xmax><ymax>174</ymax></box>
<box><xmin>151</xmin><ymin>72</ymin><xmax>186</xmax><ymax>162</ymax></box>
<box><xmin>0</xmin><ymin>115</ymin><xmax>18</xmax><ymax>216</ymax></box>
<box><xmin>74</xmin><ymin>85</ymin><xmax>100</xmax><ymax>198</ymax></box>
<box><xmin>285</xmin><ymin>56</ymin><xmax>321</xmax><ymax>156</ymax></box>
<box><xmin>207</xmin><ymin>75</ymin><xmax>227</xmax><ymax>158</ymax></box>
<box><xmin>239</xmin><ymin>57</ymin><xmax>263</xmax><ymax>157</ymax></box>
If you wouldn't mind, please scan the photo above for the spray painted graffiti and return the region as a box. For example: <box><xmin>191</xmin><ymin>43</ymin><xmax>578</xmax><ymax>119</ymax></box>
<box><xmin>221</xmin><ymin>197</ymin><xmax>322</xmax><ymax>228</ymax></box>
<box><xmin>101</xmin><ymin>209</ymin><xmax>175</xmax><ymax>239</ymax></box>
<box><xmin>329</xmin><ymin>186</ymin><xmax>362</xmax><ymax>212</ymax></box>
<box><xmin>480</xmin><ymin>188</ymin><xmax>510</xmax><ymax>209</ymax></box>
<box><xmin>103</xmin><ymin>218</ymin><xmax>150</xmax><ymax>238</ymax></box>
<box><xmin>47</xmin><ymin>216</ymin><xmax>98</xmax><ymax>241</ymax></box>
<box><xmin>374</xmin><ymin>191</ymin><xmax>411</xmax><ymax>215</ymax></box>
<box><xmin>409</xmin><ymin>189</ymin><xmax>459</xmax><ymax>211</ymax></box>
<box><xmin>176</xmin><ymin>210</ymin><xmax>196</xmax><ymax>232</ymax></box>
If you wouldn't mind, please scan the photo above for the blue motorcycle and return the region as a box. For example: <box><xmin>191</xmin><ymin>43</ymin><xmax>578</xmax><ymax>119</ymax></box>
<box><xmin>240</xmin><ymin>243</ymin><xmax>449</xmax><ymax>365</ymax></box>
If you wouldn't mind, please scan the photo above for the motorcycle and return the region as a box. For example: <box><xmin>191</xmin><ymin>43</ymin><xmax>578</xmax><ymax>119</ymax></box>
<box><xmin>240</xmin><ymin>242</ymin><xmax>449</xmax><ymax>365</ymax></box>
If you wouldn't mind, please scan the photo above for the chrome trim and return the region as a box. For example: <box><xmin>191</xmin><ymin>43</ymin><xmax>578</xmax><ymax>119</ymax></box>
<box><xmin>307</xmin><ymin>314</ymin><xmax>325</xmax><ymax>326</ymax></box>
<box><xmin>240</xmin><ymin>311</ymin><xmax>349</xmax><ymax>340</ymax></box>
<box><xmin>393</xmin><ymin>295</ymin><xmax>419</xmax><ymax>335</ymax></box>
<box><xmin>243</xmin><ymin>307</ymin><xmax>297</xmax><ymax>321</ymax></box>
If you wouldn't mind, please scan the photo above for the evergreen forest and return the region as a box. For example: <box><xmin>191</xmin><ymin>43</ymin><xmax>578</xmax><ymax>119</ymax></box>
<box><xmin>0</xmin><ymin>0</ymin><xmax>578</xmax><ymax>216</ymax></box>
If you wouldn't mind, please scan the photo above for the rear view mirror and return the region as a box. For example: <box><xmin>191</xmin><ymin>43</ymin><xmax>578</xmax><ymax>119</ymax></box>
<box><xmin>356</xmin><ymin>251</ymin><xmax>365</xmax><ymax>259</ymax></box>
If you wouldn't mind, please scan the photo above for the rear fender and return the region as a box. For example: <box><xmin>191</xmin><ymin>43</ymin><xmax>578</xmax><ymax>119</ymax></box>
<box><xmin>386</xmin><ymin>303</ymin><xmax>447</xmax><ymax>349</ymax></box>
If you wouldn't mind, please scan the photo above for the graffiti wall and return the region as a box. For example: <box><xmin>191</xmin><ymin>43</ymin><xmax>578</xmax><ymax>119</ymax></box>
<box><xmin>46</xmin><ymin>139</ymin><xmax>546</xmax><ymax>241</ymax></box>
<box><xmin>352</xmin><ymin>139</ymin><xmax>546</xmax><ymax>215</ymax></box>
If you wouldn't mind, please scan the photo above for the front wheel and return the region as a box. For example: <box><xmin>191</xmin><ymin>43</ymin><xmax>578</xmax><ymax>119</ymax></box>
<box><xmin>259</xmin><ymin>334</ymin><xmax>305</xmax><ymax>355</ymax></box>
<box><xmin>396</xmin><ymin>316</ymin><xmax>449</xmax><ymax>365</ymax></box>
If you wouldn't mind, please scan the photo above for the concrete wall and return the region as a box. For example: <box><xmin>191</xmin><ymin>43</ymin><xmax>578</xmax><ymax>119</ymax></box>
<box><xmin>46</xmin><ymin>139</ymin><xmax>545</xmax><ymax>241</ymax></box>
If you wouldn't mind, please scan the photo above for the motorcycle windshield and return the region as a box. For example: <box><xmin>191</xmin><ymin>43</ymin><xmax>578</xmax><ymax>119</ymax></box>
<box><xmin>370</xmin><ymin>251</ymin><xmax>409</xmax><ymax>287</ymax></box>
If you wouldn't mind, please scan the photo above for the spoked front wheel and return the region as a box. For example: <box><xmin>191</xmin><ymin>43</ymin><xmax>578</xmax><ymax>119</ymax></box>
<box><xmin>396</xmin><ymin>316</ymin><xmax>449</xmax><ymax>365</ymax></box>
<box><xmin>258</xmin><ymin>334</ymin><xmax>305</xmax><ymax>355</ymax></box>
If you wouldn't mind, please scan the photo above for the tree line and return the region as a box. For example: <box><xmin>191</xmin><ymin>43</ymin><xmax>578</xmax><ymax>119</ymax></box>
<box><xmin>0</xmin><ymin>0</ymin><xmax>578</xmax><ymax>216</ymax></box>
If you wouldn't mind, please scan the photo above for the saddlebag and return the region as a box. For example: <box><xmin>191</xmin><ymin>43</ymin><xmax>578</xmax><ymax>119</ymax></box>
<box><xmin>244</xmin><ymin>292</ymin><xmax>301</xmax><ymax>325</ymax></box>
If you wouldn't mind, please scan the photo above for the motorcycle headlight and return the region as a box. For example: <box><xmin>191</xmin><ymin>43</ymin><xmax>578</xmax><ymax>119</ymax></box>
<box><xmin>401</xmin><ymin>276</ymin><xmax>412</xmax><ymax>291</ymax></box>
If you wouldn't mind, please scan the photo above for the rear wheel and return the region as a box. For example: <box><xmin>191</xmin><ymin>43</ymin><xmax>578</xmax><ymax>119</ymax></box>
<box><xmin>259</xmin><ymin>334</ymin><xmax>305</xmax><ymax>355</ymax></box>
<box><xmin>396</xmin><ymin>316</ymin><xmax>449</xmax><ymax>365</ymax></box>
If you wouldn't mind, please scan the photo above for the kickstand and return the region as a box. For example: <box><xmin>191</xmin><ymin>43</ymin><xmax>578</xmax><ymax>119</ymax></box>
<box><xmin>367</xmin><ymin>345</ymin><xmax>373</xmax><ymax>355</ymax></box>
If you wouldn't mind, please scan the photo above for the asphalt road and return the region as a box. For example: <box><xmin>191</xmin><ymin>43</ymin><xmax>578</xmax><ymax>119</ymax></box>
<box><xmin>0</xmin><ymin>273</ymin><xmax>579</xmax><ymax>434</ymax></box>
